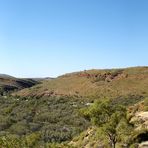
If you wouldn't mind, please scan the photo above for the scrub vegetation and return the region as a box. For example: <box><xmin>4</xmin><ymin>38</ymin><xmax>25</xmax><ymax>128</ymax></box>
<box><xmin>0</xmin><ymin>67</ymin><xmax>147</xmax><ymax>147</ymax></box>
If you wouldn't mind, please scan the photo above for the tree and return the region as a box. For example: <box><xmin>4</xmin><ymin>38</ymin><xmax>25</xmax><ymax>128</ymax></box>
<box><xmin>81</xmin><ymin>99</ymin><xmax>128</xmax><ymax>148</ymax></box>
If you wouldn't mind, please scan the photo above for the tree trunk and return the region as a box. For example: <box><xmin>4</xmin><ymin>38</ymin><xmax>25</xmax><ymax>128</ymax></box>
<box><xmin>112</xmin><ymin>142</ymin><xmax>116</xmax><ymax>148</ymax></box>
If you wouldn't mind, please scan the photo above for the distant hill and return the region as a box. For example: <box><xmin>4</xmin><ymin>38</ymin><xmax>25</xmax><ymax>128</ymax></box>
<box><xmin>0</xmin><ymin>74</ymin><xmax>39</xmax><ymax>94</ymax></box>
<box><xmin>15</xmin><ymin>66</ymin><xmax>148</xmax><ymax>99</ymax></box>
<box><xmin>30</xmin><ymin>77</ymin><xmax>54</xmax><ymax>81</ymax></box>
<box><xmin>0</xmin><ymin>74</ymin><xmax>15</xmax><ymax>79</ymax></box>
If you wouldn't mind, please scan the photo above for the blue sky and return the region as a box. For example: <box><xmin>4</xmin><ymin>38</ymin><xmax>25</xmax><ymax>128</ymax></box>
<box><xmin>0</xmin><ymin>0</ymin><xmax>148</xmax><ymax>77</ymax></box>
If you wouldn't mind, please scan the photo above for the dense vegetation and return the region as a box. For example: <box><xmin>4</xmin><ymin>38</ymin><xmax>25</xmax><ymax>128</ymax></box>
<box><xmin>0</xmin><ymin>95</ymin><xmax>147</xmax><ymax>147</ymax></box>
<box><xmin>80</xmin><ymin>99</ymin><xmax>133</xmax><ymax>147</ymax></box>
<box><xmin>0</xmin><ymin>95</ymin><xmax>90</xmax><ymax>147</ymax></box>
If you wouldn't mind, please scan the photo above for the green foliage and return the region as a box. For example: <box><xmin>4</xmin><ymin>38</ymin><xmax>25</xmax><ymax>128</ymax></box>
<box><xmin>81</xmin><ymin>99</ymin><xmax>133</xmax><ymax>148</ymax></box>
<box><xmin>0</xmin><ymin>133</ymin><xmax>41</xmax><ymax>148</ymax></box>
<box><xmin>0</xmin><ymin>135</ymin><xmax>26</xmax><ymax>148</ymax></box>
<box><xmin>25</xmin><ymin>132</ymin><xmax>41</xmax><ymax>147</ymax></box>
<box><xmin>80</xmin><ymin>99</ymin><xmax>111</xmax><ymax>124</ymax></box>
<box><xmin>144</xmin><ymin>97</ymin><xmax>148</xmax><ymax>111</ymax></box>
<box><xmin>0</xmin><ymin>95</ymin><xmax>89</xmax><ymax>146</ymax></box>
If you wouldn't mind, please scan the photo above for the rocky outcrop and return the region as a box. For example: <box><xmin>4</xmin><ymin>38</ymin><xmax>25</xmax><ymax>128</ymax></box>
<box><xmin>139</xmin><ymin>141</ymin><xmax>148</xmax><ymax>148</ymax></box>
<box><xmin>130</xmin><ymin>111</ymin><xmax>148</xmax><ymax>148</ymax></box>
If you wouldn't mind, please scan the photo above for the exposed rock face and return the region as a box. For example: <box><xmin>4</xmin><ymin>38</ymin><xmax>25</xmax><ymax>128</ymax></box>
<box><xmin>136</xmin><ymin>112</ymin><xmax>148</xmax><ymax>130</ymax></box>
<box><xmin>131</xmin><ymin>112</ymin><xmax>148</xmax><ymax>130</ymax></box>
<box><xmin>139</xmin><ymin>141</ymin><xmax>148</xmax><ymax>148</ymax></box>
<box><xmin>77</xmin><ymin>70</ymin><xmax>127</xmax><ymax>83</ymax></box>
<box><xmin>136</xmin><ymin>112</ymin><xmax>148</xmax><ymax>148</ymax></box>
<box><xmin>130</xmin><ymin>111</ymin><xmax>148</xmax><ymax>148</ymax></box>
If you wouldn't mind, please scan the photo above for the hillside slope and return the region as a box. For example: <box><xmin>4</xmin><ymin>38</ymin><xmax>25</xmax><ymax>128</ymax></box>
<box><xmin>15</xmin><ymin>67</ymin><xmax>148</xmax><ymax>99</ymax></box>
<box><xmin>0</xmin><ymin>74</ymin><xmax>39</xmax><ymax>94</ymax></box>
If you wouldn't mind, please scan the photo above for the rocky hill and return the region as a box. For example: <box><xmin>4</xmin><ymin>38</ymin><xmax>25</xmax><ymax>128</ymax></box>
<box><xmin>15</xmin><ymin>67</ymin><xmax>148</xmax><ymax>99</ymax></box>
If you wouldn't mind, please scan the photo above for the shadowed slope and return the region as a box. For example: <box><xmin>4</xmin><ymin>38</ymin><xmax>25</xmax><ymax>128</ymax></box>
<box><xmin>0</xmin><ymin>74</ymin><xmax>39</xmax><ymax>94</ymax></box>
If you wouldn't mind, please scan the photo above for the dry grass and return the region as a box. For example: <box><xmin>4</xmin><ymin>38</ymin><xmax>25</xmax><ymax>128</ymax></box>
<box><xmin>15</xmin><ymin>66</ymin><xmax>148</xmax><ymax>99</ymax></box>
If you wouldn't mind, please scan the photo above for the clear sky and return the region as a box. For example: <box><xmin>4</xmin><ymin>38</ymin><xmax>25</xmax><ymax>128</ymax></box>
<box><xmin>0</xmin><ymin>0</ymin><xmax>148</xmax><ymax>77</ymax></box>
